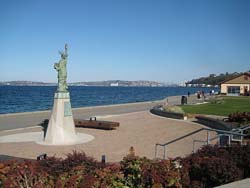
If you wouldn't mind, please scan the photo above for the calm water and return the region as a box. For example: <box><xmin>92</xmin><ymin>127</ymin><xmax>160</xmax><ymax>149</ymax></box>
<box><xmin>0</xmin><ymin>86</ymin><xmax>216</xmax><ymax>114</ymax></box>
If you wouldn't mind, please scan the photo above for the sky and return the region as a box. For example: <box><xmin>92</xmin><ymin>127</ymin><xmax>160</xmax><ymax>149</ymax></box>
<box><xmin>0</xmin><ymin>0</ymin><xmax>250</xmax><ymax>83</ymax></box>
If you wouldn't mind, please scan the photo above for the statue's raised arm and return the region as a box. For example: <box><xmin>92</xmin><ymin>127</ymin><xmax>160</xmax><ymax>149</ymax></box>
<box><xmin>65</xmin><ymin>44</ymin><xmax>68</xmax><ymax>57</ymax></box>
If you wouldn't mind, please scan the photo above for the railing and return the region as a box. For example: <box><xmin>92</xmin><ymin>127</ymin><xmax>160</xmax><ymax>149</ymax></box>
<box><xmin>193</xmin><ymin>124</ymin><xmax>250</xmax><ymax>153</ymax></box>
<box><xmin>155</xmin><ymin>127</ymin><xmax>246</xmax><ymax>159</ymax></box>
<box><xmin>231</xmin><ymin>124</ymin><xmax>250</xmax><ymax>141</ymax></box>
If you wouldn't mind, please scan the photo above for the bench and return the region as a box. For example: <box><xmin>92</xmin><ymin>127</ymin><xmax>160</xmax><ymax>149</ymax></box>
<box><xmin>40</xmin><ymin>118</ymin><xmax>119</xmax><ymax>130</ymax></box>
<box><xmin>74</xmin><ymin>117</ymin><xmax>119</xmax><ymax>130</ymax></box>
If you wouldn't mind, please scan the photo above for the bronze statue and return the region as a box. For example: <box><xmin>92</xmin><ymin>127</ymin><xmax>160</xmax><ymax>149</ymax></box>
<box><xmin>54</xmin><ymin>44</ymin><xmax>68</xmax><ymax>92</ymax></box>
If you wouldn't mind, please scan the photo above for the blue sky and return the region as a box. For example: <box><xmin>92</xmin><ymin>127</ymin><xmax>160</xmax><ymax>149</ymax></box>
<box><xmin>0</xmin><ymin>0</ymin><xmax>250</xmax><ymax>83</ymax></box>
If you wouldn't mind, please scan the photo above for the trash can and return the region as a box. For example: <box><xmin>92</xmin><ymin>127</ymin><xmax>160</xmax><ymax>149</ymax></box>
<box><xmin>181</xmin><ymin>96</ymin><xmax>187</xmax><ymax>105</ymax></box>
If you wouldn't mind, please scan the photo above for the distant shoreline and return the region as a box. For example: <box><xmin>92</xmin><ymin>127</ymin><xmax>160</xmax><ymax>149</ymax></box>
<box><xmin>0</xmin><ymin>85</ymin><xmax>218</xmax><ymax>88</ymax></box>
<box><xmin>0</xmin><ymin>80</ymin><xmax>168</xmax><ymax>87</ymax></box>
<box><xmin>0</xmin><ymin>85</ymin><xmax>180</xmax><ymax>87</ymax></box>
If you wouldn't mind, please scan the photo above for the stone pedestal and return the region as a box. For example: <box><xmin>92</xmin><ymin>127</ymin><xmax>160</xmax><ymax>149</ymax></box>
<box><xmin>44</xmin><ymin>92</ymin><xmax>77</xmax><ymax>145</ymax></box>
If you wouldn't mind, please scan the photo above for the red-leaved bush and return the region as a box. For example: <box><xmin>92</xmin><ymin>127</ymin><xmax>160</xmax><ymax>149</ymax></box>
<box><xmin>228</xmin><ymin>112</ymin><xmax>250</xmax><ymax>125</ymax></box>
<box><xmin>1</xmin><ymin>160</ymin><xmax>54</xmax><ymax>188</ymax></box>
<box><xmin>0</xmin><ymin>145</ymin><xmax>250</xmax><ymax>188</ymax></box>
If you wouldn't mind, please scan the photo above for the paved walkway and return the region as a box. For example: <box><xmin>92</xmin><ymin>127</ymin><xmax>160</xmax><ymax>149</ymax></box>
<box><xmin>0</xmin><ymin>111</ymin><xmax>215</xmax><ymax>162</ymax></box>
<box><xmin>0</xmin><ymin>95</ymin><xmax>205</xmax><ymax>131</ymax></box>
<box><xmin>0</xmin><ymin>94</ymin><xmax>215</xmax><ymax>161</ymax></box>
<box><xmin>0</xmin><ymin>100</ymin><xmax>162</xmax><ymax>131</ymax></box>
<box><xmin>214</xmin><ymin>178</ymin><xmax>250</xmax><ymax>188</ymax></box>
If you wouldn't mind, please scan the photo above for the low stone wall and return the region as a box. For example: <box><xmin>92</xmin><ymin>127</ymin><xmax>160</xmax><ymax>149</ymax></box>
<box><xmin>150</xmin><ymin>108</ymin><xmax>184</xmax><ymax>120</ymax></box>
<box><xmin>195</xmin><ymin>116</ymin><xmax>234</xmax><ymax>131</ymax></box>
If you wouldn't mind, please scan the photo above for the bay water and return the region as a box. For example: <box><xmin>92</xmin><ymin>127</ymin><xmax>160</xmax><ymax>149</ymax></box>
<box><xmin>0</xmin><ymin>86</ymin><xmax>217</xmax><ymax>114</ymax></box>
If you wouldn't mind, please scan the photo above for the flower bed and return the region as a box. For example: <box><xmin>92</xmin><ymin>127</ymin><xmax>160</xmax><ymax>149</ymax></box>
<box><xmin>150</xmin><ymin>107</ymin><xmax>185</xmax><ymax>120</ymax></box>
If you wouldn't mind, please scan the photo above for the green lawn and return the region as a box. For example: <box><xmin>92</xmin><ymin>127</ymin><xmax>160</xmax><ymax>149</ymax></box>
<box><xmin>181</xmin><ymin>96</ymin><xmax>250</xmax><ymax>116</ymax></box>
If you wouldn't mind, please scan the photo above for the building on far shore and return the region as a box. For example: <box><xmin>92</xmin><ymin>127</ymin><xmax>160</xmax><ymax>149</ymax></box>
<box><xmin>110</xmin><ymin>82</ymin><xmax>119</xmax><ymax>87</ymax></box>
<box><xmin>220</xmin><ymin>72</ymin><xmax>250</xmax><ymax>96</ymax></box>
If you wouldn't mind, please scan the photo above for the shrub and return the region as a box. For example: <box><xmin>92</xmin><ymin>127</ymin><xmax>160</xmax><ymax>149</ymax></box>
<box><xmin>55</xmin><ymin>165</ymin><xmax>86</xmax><ymax>188</ymax></box>
<box><xmin>121</xmin><ymin>153</ymin><xmax>182</xmax><ymax>188</ymax></box>
<box><xmin>188</xmin><ymin>155</ymin><xmax>241</xmax><ymax>187</ymax></box>
<box><xmin>141</xmin><ymin>159</ymin><xmax>182</xmax><ymax>188</ymax></box>
<box><xmin>93</xmin><ymin>163</ymin><xmax>126</xmax><ymax>188</ymax></box>
<box><xmin>181</xmin><ymin>145</ymin><xmax>244</xmax><ymax>188</ymax></box>
<box><xmin>1</xmin><ymin>146</ymin><xmax>250</xmax><ymax>188</ymax></box>
<box><xmin>120</xmin><ymin>154</ymin><xmax>144</xmax><ymax>188</ymax></box>
<box><xmin>192</xmin><ymin>145</ymin><xmax>230</xmax><ymax>158</ymax></box>
<box><xmin>64</xmin><ymin>150</ymin><xmax>101</xmax><ymax>172</ymax></box>
<box><xmin>38</xmin><ymin>156</ymin><xmax>65</xmax><ymax>178</ymax></box>
<box><xmin>39</xmin><ymin>150</ymin><xmax>100</xmax><ymax>178</ymax></box>
<box><xmin>225</xmin><ymin>145</ymin><xmax>250</xmax><ymax>178</ymax></box>
<box><xmin>228</xmin><ymin>112</ymin><xmax>250</xmax><ymax>125</ymax></box>
<box><xmin>194</xmin><ymin>145</ymin><xmax>250</xmax><ymax>179</ymax></box>
<box><xmin>39</xmin><ymin>151</ymin><xmax>125</xmax><ymax>188</ymax></box>
<box><xmin>0</xmin><ymin>161</ymin><xmax>12</xmax><ymax>187</ymax></box>
<box><xmin>1</xmin><ymin>160</ymin><xmax>54</xmax><ymax>188</ymax></box>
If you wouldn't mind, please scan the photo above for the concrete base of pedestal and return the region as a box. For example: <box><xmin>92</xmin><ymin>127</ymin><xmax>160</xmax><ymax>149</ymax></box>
<box><xmin>42</xmin><ymin>92</ymin><xmax>87</xmax><ymax>145</ymax></box>
<box><xmin>0</xmin><ymin>132</ymin><xmax>94</xmax><ymax>146</ymax></box>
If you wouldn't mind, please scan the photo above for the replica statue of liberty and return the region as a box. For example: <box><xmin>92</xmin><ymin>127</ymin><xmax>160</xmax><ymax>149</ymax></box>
<box><xmin>43</xmin><ymin>43</ymin><xmax>94</xmax><ymax>146</ymax></box>
<box><xmin>54</xmin><ymin>44</ymin><xmax>68</xmax><ymax>92</ymax></box>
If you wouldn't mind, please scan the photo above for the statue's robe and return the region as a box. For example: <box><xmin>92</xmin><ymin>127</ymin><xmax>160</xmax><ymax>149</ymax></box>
<box><xmin>55</xmin><ymin>57</ymin><xmax>68</xmax><ymax>92</ymax></box>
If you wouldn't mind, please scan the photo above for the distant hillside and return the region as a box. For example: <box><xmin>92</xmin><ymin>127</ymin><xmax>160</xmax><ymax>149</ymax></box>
<box><xmin>186</xmin><ymin>72</ymin><xmax>244</xmax><ymax>87</ymax></box>
<box><xmin>70</xmin><ymin>80</ymin><xmax>164</xmax><ymax>87</ymax></box>
<box><xmin>0</xmin><ymin>81</ymin><xmax>56</xmax><ymax>86</ymax></box>
<box><xmin>0</xmin><ymin>80</ymin><xmax>169</xmax><ymax>87</ymax></box>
